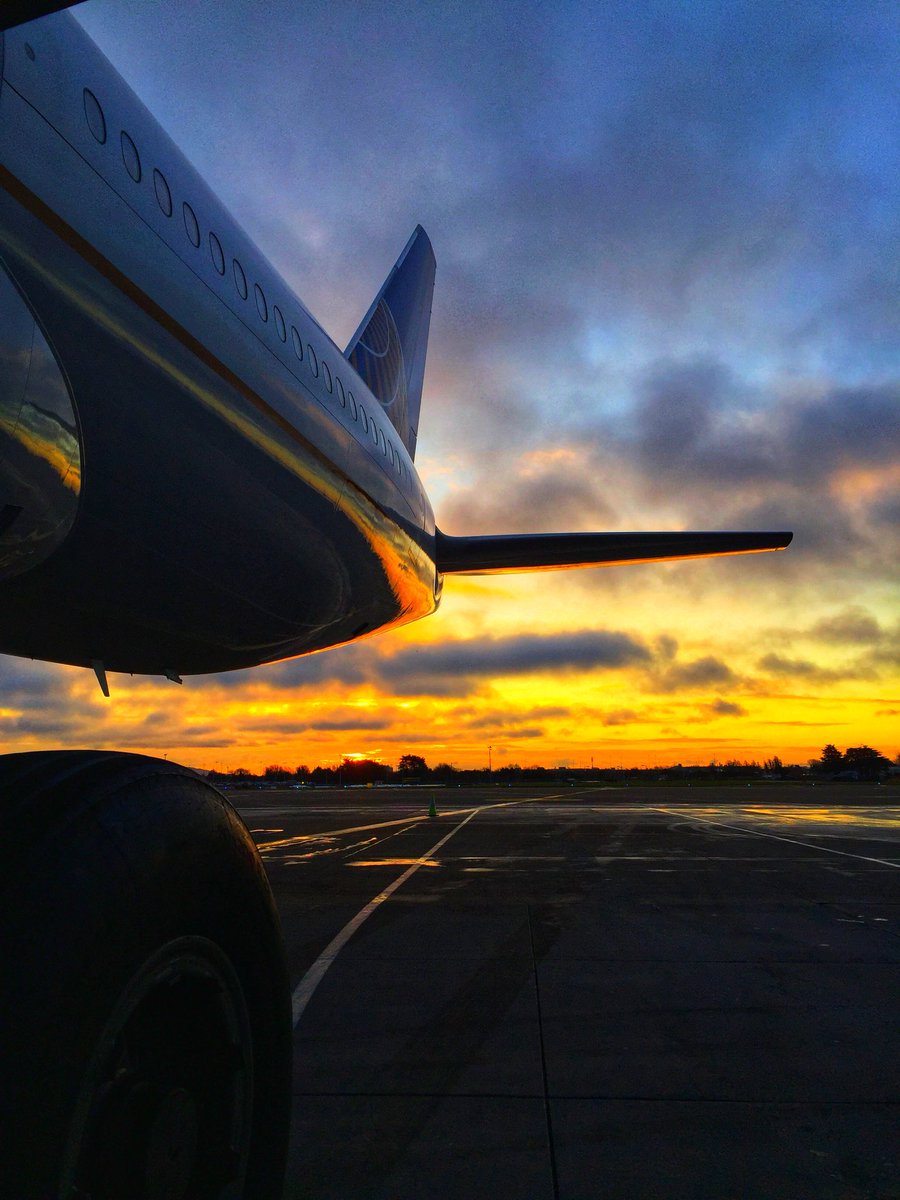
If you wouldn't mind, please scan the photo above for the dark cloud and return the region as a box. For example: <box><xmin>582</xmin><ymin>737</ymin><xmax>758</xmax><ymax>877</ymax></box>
<box><xmin>0</xmin><ymin>656</ymin><xmax>69</xmax><ymax>702</ymax></box>
<box><xmin>465</xmin><ymin>705</ymin><xmax>568</xmax><ymax>731</ymax></box>
<box><xmin>433</xmin><ymin>362</ymin><xmax>899</xmax><ymax>592</ymax></box>
<box><xmin>208</xmin><ymin>644</ymin><xmax>376</xmax><ymax>691</ymax></box>
<box><xmin>79</xmin><ymin>0</ymin><xmax>900</xmax><ymax>407</ymax></box>
<box><xmin>309</xmin><ymin>718</ymin><xmax>390</xmax><ymax>732</ymax></box>
<box><xmin>139</xmin><ymin>711</ymin><xmax>169</xmax><ymax>727</ymax></box>
<box><xmin>871</xmin><ymin>490</ymin><xmax>900</xmax><ymax>529</ymax></box>
<box><xmin>621</xmin><ymin>365</ymin><xmax>899</xmax><ymax>580</ymax></box>
<box><xmin>810</xmin><ymin>607</ymin><xmax>883</xmax><ymax>645</ymax></box>
<box><xmin>0</xmin><ymin>707</ymin><xmax>239</xmax><ymax>749</ymax></box>
<box><xmin>382</xmin><ymin>630</ymin><xmax>651</xmax><ymax>689</ymax></box>
<box><xmin>655</xmin><ymin>635</ymin><xmax>679</xmax><ymax>662</ymax></box>
<box><xmin>708</xmin><ymin>699</ymin><xmax>747</xmax><ymax>717</ymax></box>
<box><xmin>195</xmin><ymin>630</ymin><xmax>653</xmax><ymax>702</ymax></box>
<box><xmin>756</xmin><ymin>653</ymin><xmax>858</xmax><ymax>684</ymax></box>
<box><xmin>633</xmin><ymin>366</ymin><xmax>899</xmax><ymax>492</ymax></box>
<box><xmin>785</xmin><ymin>386</ymin><xmax>900</xmax><ymax>483</ymax></box>
<box><xmin>439</xmin><ymin>456</ymin><xmax>616</xmax><ymax>535</ymax></box>
<box><xmin>602</xmin><ymin>708</ymin><xmax>638</xmax><ymax>726</ymax></box>
<box><xmin>634</xmin><ymin>360</ymin><xmax>754</xmax><ymax>484</ymax></box>
<box><xmin>652</xmin><ymin>655</ymin><xmax>739</xmax><ymax>693</ymax></box>
<box><xmin>229</xmin><ymin>714</ymin><xmax>391</xmax><ymax>735</ymax></box>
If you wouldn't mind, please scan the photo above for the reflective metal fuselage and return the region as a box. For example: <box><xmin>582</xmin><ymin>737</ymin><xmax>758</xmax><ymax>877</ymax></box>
<box><xmin>0</xmin><ymin>15</ymin><xmax>439</xmax><ymax>677</ymax></box>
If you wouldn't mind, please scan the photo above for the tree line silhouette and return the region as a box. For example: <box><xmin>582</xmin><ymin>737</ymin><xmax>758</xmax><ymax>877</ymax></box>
<box><xmin>210</xmin><ymin>745</ymin><xmax>896</xmax><ymax>787</ymax></box>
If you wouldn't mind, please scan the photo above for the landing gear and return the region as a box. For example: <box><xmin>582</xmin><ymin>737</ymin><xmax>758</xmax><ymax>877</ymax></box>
<box><xmin>0</xmin><ymin>751</ymin><xmax>291</xmax><ymax>1199</ymax></box>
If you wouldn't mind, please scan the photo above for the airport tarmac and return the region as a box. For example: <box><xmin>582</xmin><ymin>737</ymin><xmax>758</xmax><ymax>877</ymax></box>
<box><xmin>235</xmin><ymin>784</ymin><xmax>900</xmax><ymax>1200</ymax></box>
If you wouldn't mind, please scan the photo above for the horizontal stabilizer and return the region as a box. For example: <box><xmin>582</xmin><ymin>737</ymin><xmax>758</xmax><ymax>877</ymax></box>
<box><xmin>345</xmin><ymin>226</ymin><xmax>435</xmax><ymax>460</ymax></box>
<box><xmin>435</xmin><ymin>529</ymin><xmax>792</xmax><ymax>575</ymax></box>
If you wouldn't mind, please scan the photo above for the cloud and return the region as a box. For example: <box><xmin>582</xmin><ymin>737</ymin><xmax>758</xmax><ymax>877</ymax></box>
<box><xmin>438</xmin><ymin>449</ymin><xmax>617</xmax><ymax>535</ymax></box>
<box><xmin>432</xmin><ymin>359</ymin><xmax>898</xmax><ymax>596</ymax></box>
<box><xmin>465</xmin><ymin>705</ymin><xmax>568</xmax><ymax>731</ymax></box>
<box><xmin>707</xmin><ymin>698</ymin><xmax>747</xmax><ymax>717</ymax></box>
<box><xmin>602</xmin><ymin>708</ymin><xmax>639</xmax><ymax>726</ymax></box>
<box><xmin>380</xmin><ymin>630</ymin><xmax>651</xmax><ymax>690</ymax></box>
<box><xmin>416</xmin><ymin>3</ymin><xmax>900</xmax><ymax>393</ymax></box>
<box><xmin>309</xmin><ymin>717</ymin><xmax>391</xmax><ymax>732</ymax></box>
<box><xmin>20</xmin><ymin>1</ymin><xmax>896</xmax><ymax>774</ymax></box>
<box><xmin>652</xmin><ymin>655</ymin><xmax>739</xmax><ymax>693</ymax></box>
<box><xmin>632</xmin><ymin>366</ymin><xmax>900</xmax><ymax>493</ymax></box>
<box><xmin>622</xmin><ymin>366</ymin><xmax>900</xmax><ymax>581</ymax></box>
<box><xmin>197</xmin><ymin>630</ymin><xmax>654</xmax><ymax>703</ymax></box>
<box><xmin>810</xmin><ymin>607</ymin><xmax>883</xmax><ymax>645</ymax></box>
<box><xmin>756</xmin><ymin>653</ymin><xmax>855</xmax><ymax>684</ymax></box>
<box><xmin>212</xmin><ymin>644</ymin><xmax>377</xmax><ymax>691</ymax></box>
<box><xmin>0</xmin><ymin>657</ymin><xmax>68</xmax><ymax>705</ymax></box>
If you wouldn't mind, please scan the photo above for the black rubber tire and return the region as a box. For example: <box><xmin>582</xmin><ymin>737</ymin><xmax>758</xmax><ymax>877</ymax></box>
<box><xmin>0</xmin><ymin>750</ymin><xmax>291</xmax><ymax>1199</ymax></box>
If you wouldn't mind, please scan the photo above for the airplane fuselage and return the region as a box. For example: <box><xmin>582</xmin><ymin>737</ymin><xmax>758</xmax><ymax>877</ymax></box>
<box><xmin>0</xmin><ymin>14</ymin><xmax>439</xmax><ymax>677</ymax></box>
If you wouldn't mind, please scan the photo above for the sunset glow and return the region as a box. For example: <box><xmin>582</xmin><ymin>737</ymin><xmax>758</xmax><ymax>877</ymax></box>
<box><xmin>1</xmin><ymin>1</ymin><xmax>896</xmax><ymax>773</ymax></box>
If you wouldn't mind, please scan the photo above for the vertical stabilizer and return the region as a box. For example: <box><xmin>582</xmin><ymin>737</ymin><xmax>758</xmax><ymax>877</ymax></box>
<box><xmin>344</xmin><ymin>226</ymin><xmax>435</xmax><ymax>460</ymax></box>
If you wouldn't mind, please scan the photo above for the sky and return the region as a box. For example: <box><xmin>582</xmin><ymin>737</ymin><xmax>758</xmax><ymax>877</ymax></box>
<box><xmin>2</xmin><ymin>0</ymin><xmax>898</xmax><ymax>771</ymax></box>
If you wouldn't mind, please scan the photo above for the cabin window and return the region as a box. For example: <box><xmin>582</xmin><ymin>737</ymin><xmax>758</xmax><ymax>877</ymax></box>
<box><xmin>388</xmin><ymin>442</ymin><xmax>395</xmax><ymax>467</ymax></box>
<box><xmin>307</xmin><ymin>344</ymin><xmax>318</xmax><ymax>377</ymax></box>
<box><xmin>233</xmin><ymin>259</ymin><xmax>248</xmax><ymax>300</ymax></box>
<box><xmin>209</xmin><ymin>232</ymin><xmax>225</xmax><ymax>274</ymax></box>
<box><xmin>379</xmin><ymin>428</ymin><xmax>387</xmax><ymax>455</ymax></box>
<box><xmin>371</xmin><ymin>419</ymin><xmax>379</xmax><ymax>446</ymax></box>
<box><xmin>359</xmin><ymin>404</ymin><xmax>368</xmax><ymax>434</ymax></box>
<box><xmin>255</xmin><ymin>283</ymin><xmax>268</xmax><ymax>322</ymax></box>
<box><xmin>335</xmin><ymin>377</ymin><xmax>346</xmax><ymax>407</ymax></box>
<box><xmin>322</xmin><ymin>361</ymin><xmax>333</xmax><ymax>393</ymax></box>
<box><xmin>291</xmin><ymin>326</ymin><xmax>303</xmax><ymax>360</ymax></box>
<box><xmin>83</xmin><ymin>89</ymin><xmax>106</xmax><ymax>144</ymax></box>
<box><xmin>153</xmin><ymin>169</ymin><xmax>172</xmax><ymax>217</ymax></box>
<box><xmin>120</xmin><ymin>131</ymin><xmax>141</xmax><ymax>182</ymax></box>
<box><xmin>347</xmin><ymin>390</ymin><xmax>357</xmax><ymax>420</ymax></box>
<box><xmin>273</xmin><ymin>305</ymin><xmax>286</xmax><ymax>342</ymax></box>
<box><xmin>183</xmin><ymin>202</ymin><xmax>200</xmax><ymax>247</ymax></box>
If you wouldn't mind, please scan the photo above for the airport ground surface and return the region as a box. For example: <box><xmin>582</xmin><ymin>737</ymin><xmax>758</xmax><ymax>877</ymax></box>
<box><xmin>234</xmin><ymin>783</ymin><xmax>900</xmax><ymax>1200</ymax></box>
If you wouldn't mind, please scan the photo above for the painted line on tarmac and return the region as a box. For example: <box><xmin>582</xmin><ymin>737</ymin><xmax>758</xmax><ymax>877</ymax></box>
<box><xmin>657</xmin><ymin>808</ymin><xmax>900</xmax><ymax>869</ymax></box>
<box><xmin>257</xmin><ymin>809</ymin><xmax>474</xmax><ymax>851</ymax></box>
<box><xmin>290</xmin><ymin>807</ymin><xmax>481</xmax><ymax>1025</ymax></box>
<box><xmin>290</xmin><ymin>792</ymin><xmax>575</xmax><ymax>1027</ymax></box>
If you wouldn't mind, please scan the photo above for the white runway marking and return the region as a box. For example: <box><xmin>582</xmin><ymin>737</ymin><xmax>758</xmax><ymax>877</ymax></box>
<box><xmin>657</xmin><ymin>808</ymin><xmax>900</xmax><ymax>870</ymax></box>
<box><xmin>290</xmin><ymin>807</ymin><xmax>482</xmax><ymax>1026</ymax></box>
<box><xmin>257</xmin><ymin>809</ymin><xmax>474</xmax><ymax>851</ymax></box>
<box><xmin>290</xmin><ymin>792</ymin><xmax>576</xmax><ymax>1027</ymax></box>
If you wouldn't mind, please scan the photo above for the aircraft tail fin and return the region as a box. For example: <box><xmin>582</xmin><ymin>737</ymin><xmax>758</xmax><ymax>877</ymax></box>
<box><xmin>344</xmin><ymin>225</ymin><xmax>435</xmax><ymax>460</ymax></box>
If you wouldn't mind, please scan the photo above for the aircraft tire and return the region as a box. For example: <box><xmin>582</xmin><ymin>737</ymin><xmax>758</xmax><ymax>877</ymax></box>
<box><xmin>0</xmin><ymin>750</ymin><xmax>291</xmax><ymax>1200</ymax></box>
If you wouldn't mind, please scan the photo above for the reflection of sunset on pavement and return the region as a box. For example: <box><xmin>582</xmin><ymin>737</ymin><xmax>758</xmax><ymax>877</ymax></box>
<box><xmin>1</xmin><ymin>1</ymin><xmax>897</xmax><ymax>773</ymax></box>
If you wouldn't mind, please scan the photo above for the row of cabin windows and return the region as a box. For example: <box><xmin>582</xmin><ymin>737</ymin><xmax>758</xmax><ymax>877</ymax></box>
<box><xmin>82</xmin><ymin>86</ymin><xmax>405</xmax><ymax>479</ymax></box>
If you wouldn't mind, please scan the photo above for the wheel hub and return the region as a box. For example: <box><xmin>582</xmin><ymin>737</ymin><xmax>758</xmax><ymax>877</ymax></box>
<box><xmin>144</xmin><ymin>1086</ymin><xmax>198</xmax><ymax>1200</ymax></box>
